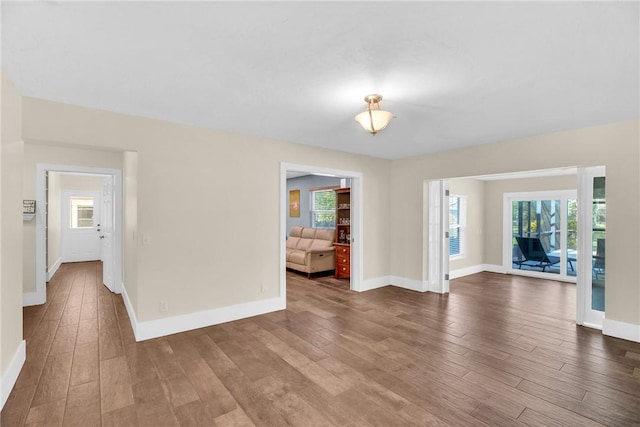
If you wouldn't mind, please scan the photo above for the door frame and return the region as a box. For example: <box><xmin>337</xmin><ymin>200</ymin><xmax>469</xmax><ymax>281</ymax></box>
<box><xmin>280</xmin><ymin>162</ymin><xmax>363</xmax><ymax>293</ymax></box>
<box><xmin>32</xmin><ymin>163</ymin><xmax>123</xmax><ymax>305</ymax></box>
<box><xmin>502</xmin><ymin>189</ymin><xmax>577</xmax><ymax>283</ymax></box>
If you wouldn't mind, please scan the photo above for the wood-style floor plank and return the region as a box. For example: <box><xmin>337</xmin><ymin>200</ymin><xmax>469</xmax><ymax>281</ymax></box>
<box><xmin>2</xmin><ymin>262</ymin><xmax>640</xmax><ymax>426</ymax></box>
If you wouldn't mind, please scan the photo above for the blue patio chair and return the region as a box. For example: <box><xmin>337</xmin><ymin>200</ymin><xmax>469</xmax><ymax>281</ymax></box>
<box><xmin>515</xmin><ymin>237</ymin><xmax>561</xmax><ymax>272</ymax></box>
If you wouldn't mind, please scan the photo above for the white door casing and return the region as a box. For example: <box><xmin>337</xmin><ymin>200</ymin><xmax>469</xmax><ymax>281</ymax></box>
<box><xmin>30</xmin><ymin>164</ymin><xmax>123</xmax><ymax>307</ymax></box>
<box><xmin>280</xmin><ymin>162</ymin><xmax>363</xmax><ymax>295</ymax></box>
<box><xmin>101</xmin><ymin>176</ymin><xmax>116</xmax><ymax>292</ymax></box>
<box><xmin>428</xmin><ymin>179</ymin><xmax>450</xmax><ymax>294</ymax></box>
<box><xmin>61</xmin><ymin>190</ymin><xmax>102</xmax><ymax>263</ymax></box>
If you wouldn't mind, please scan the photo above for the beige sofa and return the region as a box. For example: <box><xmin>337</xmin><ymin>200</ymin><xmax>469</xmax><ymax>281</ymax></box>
<box><xmin>286</xmin><ymin>226</ymin><xmax>335</xmax><ymax>277</ymax></box>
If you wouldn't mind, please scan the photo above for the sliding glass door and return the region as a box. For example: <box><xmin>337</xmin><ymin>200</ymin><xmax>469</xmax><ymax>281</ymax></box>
<box><xmin>504</xmin><ymin>190</ymin><xmax>577</xmax><ymax>281</ymax></box>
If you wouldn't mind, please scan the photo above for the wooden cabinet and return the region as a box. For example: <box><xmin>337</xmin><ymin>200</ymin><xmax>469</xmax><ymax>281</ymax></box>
<box><xmin>335</xmin><ymin>187</ymin><xmax>350</xmax><ymax>279</ymax></box>
<box><xmin>335</xmin><ymin>243</ymin><xmax>350</xmax><ymax>279</ymax></box>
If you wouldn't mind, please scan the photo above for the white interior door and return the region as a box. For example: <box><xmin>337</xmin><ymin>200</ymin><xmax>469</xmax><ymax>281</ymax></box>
<box><xmin>61</xmin><ymin>191</ymin><xmax>102</xmax><ymax>262</ymax></box>
<box><xmin>577</xmin><ymin>166</ymin><xmax>606</xmax><ymax>329</ymax></box>
<box><xmin>428</xmin><ymin>179</ymin><xmax>450</xmax><ymax>293</ymax></box>
<box><xmin>101</xmin><ymin>176</ymin><xmax>116</xmax><ymax>292</ymax></box>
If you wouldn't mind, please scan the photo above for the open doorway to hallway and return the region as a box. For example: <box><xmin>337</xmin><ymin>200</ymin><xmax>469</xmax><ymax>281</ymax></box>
<box><xmin>31</xmin><ymin>164</ymin><xmax>123</xmax><ymax>306</ymax></box>
<box><xmin>47</xmin><ymin>172</ymin><xmax>109</xmax><ymax>280</ymax></box>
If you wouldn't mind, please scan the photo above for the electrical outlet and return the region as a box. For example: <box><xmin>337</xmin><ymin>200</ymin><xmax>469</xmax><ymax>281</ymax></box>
<box><xmin>159</xmin><ymin>300</ymin><xmax>168</xmax><ymax>312</ymax></box>
<box><xmin>142</xmin><ymin>234</ymin><xmax>151</xmax><ymax>245</ymax></box>
<box><xmin>260</xmin><ymin>283</ymin><xmax>267</xmax><ymax>293</ymax></box>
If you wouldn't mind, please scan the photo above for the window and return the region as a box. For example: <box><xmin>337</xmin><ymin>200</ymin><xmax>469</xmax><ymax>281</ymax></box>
<box><xmin>70</xmin><ymin>197</ymin><xmax>94</xmax><ymax>228</ymax></box>
<box><xmin>311</xmin><ymin>189</ymin><xmax>336</xmax><ymax>228</ymax></box>
<box><xmin>449</xmin><ymin>195</ymin><xmax>466</xmax><ymax>258</ymax></box>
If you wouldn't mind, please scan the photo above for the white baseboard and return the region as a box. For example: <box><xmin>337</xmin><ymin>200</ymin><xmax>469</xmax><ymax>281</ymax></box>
<box><xmin>121</xmin><ymin>282</ymin><xmax>285</xmax><ymax>342</ymax></box>
<box><xmin>23</xmin><ymin>291</ymin><xmax>45</xmax><ymax>307</ymax></box>
<box><xmin>120</xmin><ymin>282</ymin><xmax>139</xmax><ymax>340</ymax></box>
<box><xmin>450</xmin><ymin>264</ymin><xmax>485</xmax><ymax>279</ymax></box>
<box><xmin>482</xmin><ymin>264</ymin><xmax>507</xmax><ymax>274</ymax></box>
<box><xmin>360</xmin><ymin>275</ymin><xmax>435</xmax><ymax>293</ymax></box>
<box><xmin>47</xmin><ymin>257</ymin><xmax>62</xmax><ymax>281</ymax></box>
<box><xmin>603</xmin><ymin>318</ymin><xmax>640</xmax><ymax>343</ymax></box>
<box><xmin>389</xmin><ymin>276</ymin><xmax>428</xmax><ymax>292</ymax></box>
<box><xmin>358</xmin><ymin>276</ymin><xmax>391</xmax><ymax>292</ymax></box>
<box><xmin>1</xmin><ymin>340</ymin><xmax>26</xmax><ymax>411</ymax></box>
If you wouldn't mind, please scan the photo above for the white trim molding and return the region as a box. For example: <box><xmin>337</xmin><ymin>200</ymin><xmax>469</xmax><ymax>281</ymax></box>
<box><xmin>482</xmin><ymin>264</ymin><xmax>508</xmax><ymax>274</ymax></box>
<box><xmin>122</xmin><ymin>281</ymin><xmax>286</xmax><ymax>342</ymax></box>
<box><xmin>23</xmin><ymin>291</ymin><xmax>45</xmax><ymax>307</ymax></box>
<box><xmin>47</xmin><ymin>257</ymin><xmax>62</xmax><ymax>281</ymax></box>
<box><xmin>1</xmin><ymin>340</ymin><xmax>26</xmax><ymax>411</ymax></box>
<box><xmin>390</xmin><ymin>276</ymin><xmax>429</xmax><ymax>292</ymax></box>
<box><xmin>359</xmin><ymin>276</ymin><xmax>391</xmax><ymax>292</ymax></box>
<box><xmin>449</xmin><ymin>264</ymin><xmax>485</xmax><ymax>280</ymax></box>
<box><xmin>358</xmin><ymin>275</ymin><xmax>430</xmax><ymax>293</ymax></box>
<box><xmin>121</xmin><ymin>282</ymin><xmax>139</xmax><ymax>339</ymax></box>
<box><xmin>603</xmin><ymin>318</ymin><xmax>640</xmax><ymax>343</ymax></box>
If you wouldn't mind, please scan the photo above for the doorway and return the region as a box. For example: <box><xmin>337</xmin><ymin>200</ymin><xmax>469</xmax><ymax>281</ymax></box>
<box><xmin>503</xmin><ymin>190</ymin><xmax>577</xmax><ymax>282</ymax></box>
<box><xmin>280</xmin><ymin>162</ymin><xmax>363</xmax><ymax>295</ymax></box>
<box><xmin>426</xmin><ymin>166</ymin><xmax>606</xmax><ymax>330</ymax></box>
<box><xmin>32</xmin><ymin>164</ymin><xmax>123</xmax><ymax>305</ymax></box>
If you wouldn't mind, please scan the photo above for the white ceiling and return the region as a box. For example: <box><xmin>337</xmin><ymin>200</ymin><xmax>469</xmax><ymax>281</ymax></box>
<box><xmin>2</xmin><ymin>2</ymin><xmax>638</xmax><ymax>159</ymax></box>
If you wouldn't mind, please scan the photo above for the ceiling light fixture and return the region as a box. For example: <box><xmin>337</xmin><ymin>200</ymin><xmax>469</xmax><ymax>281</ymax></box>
<box><xmin>355</xmin><ymin>94</ymin><xmax>393</xmax><ymax>135</ymax></box>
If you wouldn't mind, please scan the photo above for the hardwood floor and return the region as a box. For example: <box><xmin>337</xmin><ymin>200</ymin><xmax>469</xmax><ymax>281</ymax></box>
<box><xmin>3</xmin><ymin>262</ymin><xmax>640</xmax><ymax>426</ymax></box>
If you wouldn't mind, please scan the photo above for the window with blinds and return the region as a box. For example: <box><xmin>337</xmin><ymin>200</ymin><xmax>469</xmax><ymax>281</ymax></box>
<box><xmin>449</xmin><ymin>195</ymin><xmax>466</xmax><ymax>258</ymax></box>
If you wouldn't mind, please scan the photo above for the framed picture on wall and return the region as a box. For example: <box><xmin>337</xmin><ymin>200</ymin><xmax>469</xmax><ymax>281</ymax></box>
<box><xmin>289</xmin><ymin>190</ymin><xmax>300</xmax><ymax>217</ymax></box>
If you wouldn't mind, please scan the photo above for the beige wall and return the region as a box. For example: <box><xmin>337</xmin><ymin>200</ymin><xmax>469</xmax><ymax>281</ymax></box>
<box><xmin>60</xmin><ymin>174</ymin><xmax>105</xmax><ymax>191</ymax></box>
<box><xmin>449</xmin><ymin>178</ymin><xmax>485</xmax><ymax>271</ymax></box>
<box><xmin>483</xmin><ymin>174</ymin><xmax>577</xmax><ymax>266</ymax></box>
<box><xmin>22</xmin><ymin>143</ymin><xmax>123</xmax><ymax>293</ymax></box>
<box><xmin>47</xmin><ymin>172</ymin><xmax>61</xmax><ymax>269</ymax></box>
<box><xmin>9</xmin><ymin>93</ymin><xmax>640</xmax><ymax>335</ymax></box>
<box><xmin>1</xmin><ymin>71</ymin><xmax>24</xmax><ymax>377</ymax></box>
<box><xmin>21</xmin><ymin>98</ymin><xmax>391</xmax><ymax>322</ymax></box>
<box><xmin>390</xmin><ymin>119</ymin><xmax>640</xmax><ymax>326</ymax></box>
<box><xmin>124</xmin><ymin>151</ymin><xmax>138</xmax><ymax>311</ymax></box>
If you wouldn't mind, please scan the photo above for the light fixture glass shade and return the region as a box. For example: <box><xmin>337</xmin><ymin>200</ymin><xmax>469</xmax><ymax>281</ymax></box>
<box><xmin>355</xmin><ymin>110</ymin><xmax>393</xmax><ymax>134</ymax></box>
<box><xmin>354</xmin><ymin>94</ymin><xmax>393</xmax><ymax>135</ymax></box>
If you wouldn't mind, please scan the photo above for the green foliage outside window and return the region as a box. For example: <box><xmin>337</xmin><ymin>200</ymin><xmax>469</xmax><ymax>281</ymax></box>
<box><xmin>312</xmin><ymin>190</ymin><xmax>336</xmax><ymax>228</ymax></box>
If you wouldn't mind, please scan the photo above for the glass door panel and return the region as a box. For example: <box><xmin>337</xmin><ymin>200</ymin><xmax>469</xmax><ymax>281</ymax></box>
<box><xmin>592</xmin><ymin>177</ymin><xmax>605</xmax><ymax>311</ymax></box>
<box><xmin>512</xmin><ymin>199</ymin><xmax>562</xmax><ymax>275</ymax></box>
<box><xmin>577</xmin><ymin>166</ymin><xmax>605</xmax><ymax>328</ymax></box>
<box><xmin>567</xmin><ymin>199</ymin><xmax>578</xmax><ymax>277</ymax></box>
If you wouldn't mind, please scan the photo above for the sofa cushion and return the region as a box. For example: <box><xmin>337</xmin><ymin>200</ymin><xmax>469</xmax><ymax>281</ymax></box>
<box><xmin>314</xmin><ymin>228</ymin><xmax>335</xmax><ymax>242</ymax></box>
<box><xmin>289</xmin><ymin>226</ymin><xmax>304</xmax><ymax>238</ymax></box>
<box><xmin>310</xmin><ymin>238</ymin><xmax>333</xmax><ymax>250</ymax></box>
<box><xmin>296</xmin><ymin>238</ymin><xmax>313</xmax><ymax>251</ymax></box>
<box><xmin>286</xmin><ymin>237</ymin><xmax>300</xmax><ymax>249</ymax></box>
<box><xmin>288</xmin><ymin>250</ymin><xmax>307</xmax><ymax>265</ymax></box>
<box><xmin>301</xmin><ymin>227</ymin><xmax>317</xmax><ymax>239</ymax></box>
